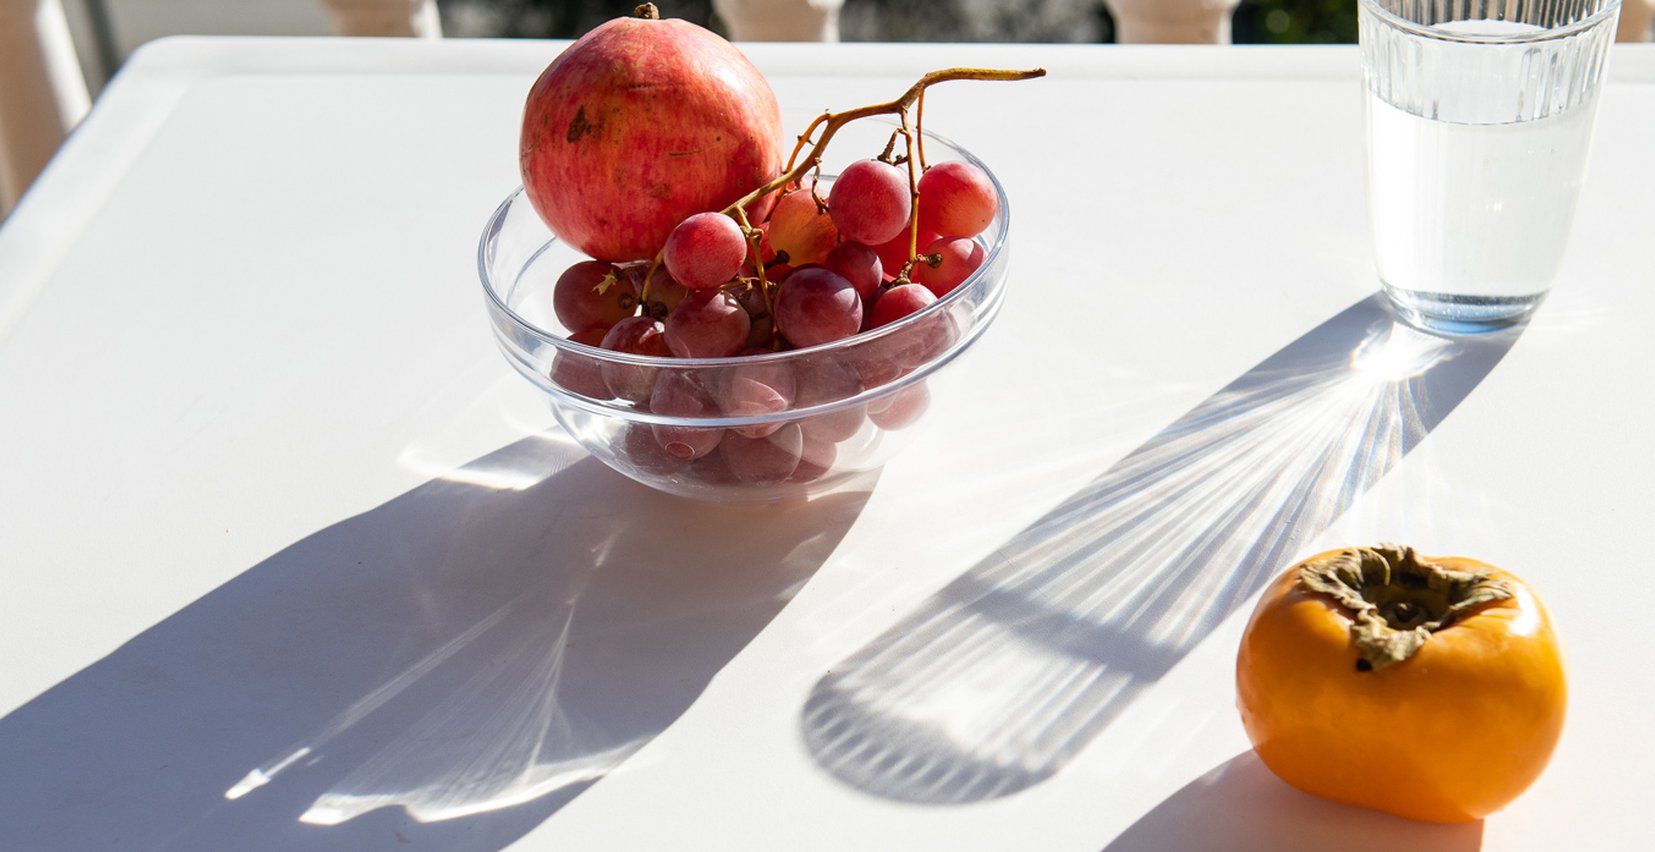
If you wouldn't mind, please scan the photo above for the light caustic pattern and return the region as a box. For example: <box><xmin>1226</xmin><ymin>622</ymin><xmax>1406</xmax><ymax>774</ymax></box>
<box><xmin>294</xmin><ymin>601</ymin><xmax>646</xmax><ymax>825</ymax></box>
<box><xmin>803</xmin><ymin>297</ymin><xmax>1516</xmax><ymax>804</ymax></box>
<box><xmin>225</xmin><ymin>562</ymin><xmax>637</xmax><ymax>826</ymax></box>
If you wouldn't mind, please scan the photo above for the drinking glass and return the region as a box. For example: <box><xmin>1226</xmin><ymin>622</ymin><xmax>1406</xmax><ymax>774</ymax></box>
<box><xmin>1359</xmin><ymin>0</ymin><xmax>1622</xmax><ymax>332</ymax></box>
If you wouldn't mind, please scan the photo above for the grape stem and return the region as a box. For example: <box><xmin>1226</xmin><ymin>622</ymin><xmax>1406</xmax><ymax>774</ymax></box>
<box><xmin>731</xmin><ymin>206</ymin><xmax>775</xmax><ymax>319</ymax></box>
<box><xmin>906</xmin><ymin>88</ymin><xmax>927</xmax><ymax>277</ymax></box>
<box><xmin>742</xmin><ymin>66</ymin><xmax>1045</xmax><ymax>216</ymax></box>
<box><xmin>732</xmin><ymin>66</ymin><xmax>1043</xmax><ymax>303</ymax></box>
<box><xmin>640</xmin><ymin>66</ymin><xmax>1044</xmax><ymax>331</ymax></box>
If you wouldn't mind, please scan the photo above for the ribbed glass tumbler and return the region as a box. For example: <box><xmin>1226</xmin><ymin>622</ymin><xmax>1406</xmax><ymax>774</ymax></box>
<box><xmin>1359</xmin><ymin>0</ymin><xmax>1621</xmax><ymax>332</ymax></box>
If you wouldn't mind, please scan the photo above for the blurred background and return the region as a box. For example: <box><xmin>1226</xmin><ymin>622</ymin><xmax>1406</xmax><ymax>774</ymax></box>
<box><xmin>59</xmin><ymin>0</ymin><xmax>1359</xmax><ymax>96</ymax></box>
<box><xmin>438</xmin><ymin>0</ymin><xmax>1356</xmax><ymax>44</ymax></box>
<box><xmin>9</xmin><ymin>0</ymin><xmax>1645</xmax><ymax>215</ymax></box>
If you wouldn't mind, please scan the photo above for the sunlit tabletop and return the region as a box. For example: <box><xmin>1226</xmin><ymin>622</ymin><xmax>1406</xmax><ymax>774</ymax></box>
<box><xmin>2</xmin><ymin>36</ymin><xmax>1653</xmax><ymax>851</ymax></box>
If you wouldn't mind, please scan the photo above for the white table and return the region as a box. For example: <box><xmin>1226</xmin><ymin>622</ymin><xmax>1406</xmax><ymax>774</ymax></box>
<box><xmin>2</xmin><ymin>37</ymin><xmax>1652</xmax><ymax>851</ymax></box>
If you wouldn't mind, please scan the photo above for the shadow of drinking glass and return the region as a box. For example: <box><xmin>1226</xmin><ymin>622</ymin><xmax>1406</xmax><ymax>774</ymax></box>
<box><xmin>0</xmin><ymin>435</ymin><xmax>871</xmax><ymax>851</ymax></box>
<box><xmin>1101</xmin><ymin>751</ymin><xmax>1484</xmax><ymax>852</ymax></box>
<box><xmin>801</xmin><ymin>294</ymin><xmax>1520</xmax><ymax>804</ymax></box>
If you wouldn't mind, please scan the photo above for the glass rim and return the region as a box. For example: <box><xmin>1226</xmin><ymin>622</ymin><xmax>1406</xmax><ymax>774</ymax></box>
<box><xmin>1358</xmin><ymin>0</ymin><xmax>1623</xmax><ymax>44</ymax></box>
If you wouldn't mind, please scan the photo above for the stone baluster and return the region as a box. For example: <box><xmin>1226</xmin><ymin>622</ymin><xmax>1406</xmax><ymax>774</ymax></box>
<box><xmin>713</xmin><ymin>0</ymin><xmax>845</xmax><ymax>41</ymax></box>
<box><xmin>0</xmin><ymin>0</ymin><xmax>90</xmax><ymax>209</ymax></box>
<box><xmin>317</xmin><ymin>0</ymin><xmax>441</xmax><ymax>38</ymax></box>
<box><xmin>1104</xmin><ymin>0</ymin><xmax>1243</xmax><ymax>44</ymax></box>
<box><xmin>1620</xmin><ymin>0</ymin><xmax>1654</xmax><ymax>42</ymax></box>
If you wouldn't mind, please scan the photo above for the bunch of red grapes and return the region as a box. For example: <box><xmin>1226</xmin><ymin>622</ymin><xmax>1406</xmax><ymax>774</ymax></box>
<box><xmin>548</xmin><ymin>156</ymin><xmax>998</xmax><ymax>485</ymax></box>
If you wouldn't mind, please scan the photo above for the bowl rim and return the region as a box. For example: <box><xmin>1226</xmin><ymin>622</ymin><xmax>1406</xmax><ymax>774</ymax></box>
<box><xmin>477</xmin><ymin>123</ymin><xmax>1011</xmax><ymax>370</ymax></box>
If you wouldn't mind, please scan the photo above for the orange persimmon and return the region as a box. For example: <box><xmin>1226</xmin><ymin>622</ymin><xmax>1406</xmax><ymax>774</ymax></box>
<box><xmin>1235</xmin><ymin>544</ymin><xmax>1566</xmax><ymax>824</ymax></box>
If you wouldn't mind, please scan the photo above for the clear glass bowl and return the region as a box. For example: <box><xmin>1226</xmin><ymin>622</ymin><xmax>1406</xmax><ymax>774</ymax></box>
<box><xmin>478</xmin><ymin>126</ymin><xmax>1010</xmax><ymax>503</ymax></box>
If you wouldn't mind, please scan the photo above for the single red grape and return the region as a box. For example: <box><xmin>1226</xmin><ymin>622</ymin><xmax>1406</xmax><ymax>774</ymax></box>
<box><xmin>553</xmin><ymin>260</ymin><xmax>637</xmax><ymax>333</ymax></box>
<box><xmin>622</xmin><ymin>422</ymin><xmax>687</xmax><ymax>476</ymax></box>
<box><xmin>774</xmin><ymin>266</ymin><xmax>862</xmax><ymax>348</ymax></box>
<box><xmin>664</xmin><ymin>212</ymin><xmax>748</xmax><ymax>291</ymax></box>
<box><xmin>912</xmin><ymin>236</ymin><xmax>986</xmax><ymax>297</ymax></box>
<box><xmin>868</xmin><ymin>283</ymin><xmax>937</xmax><ymax>329</ymax></box>
<box><xmin>829</xmin><ymin>159</ymin><xmax>913</xmax><ymax>245</ymax></box>
<box><xmin>599</xmin><ymin>316</ymin><xmax>671</xmax><ymax>402</ymax></box>
<box><xmin>766</xmin><ymin>186</ymin><xmax>838</xmax><ymax>265</ymax></box>
<box><xmin>549</xmin><ymin>327</ymin><xmax>610</xmax><ymax>398</ymax></box>
<box><xmin>850</xmin><ymin>348</ymin><xmax>902</xmax><ymax>389</ymax></box>
<box><xmin>665</xmin><ymin>289</ymin><xmax>750</xmax><ymax>358</ymax></box>
<box><xmin>650</xmin><ymin>371</ymin><xmax>725</xmax><ymax>460</ymax></box>
<box><xmin>721</xmin><ymin>422</ymin><xmax>804</xmax><ymax>484</ymax></box>
<box><xmin>881</xmin><ymin>308</ymin><xmax>959</xmax><ymax>372</ymax></box>
<box><xmin>729</xmin><ymin>281</ymin><xmax>776</xmax><ymax>350</ymax></box>
<box><xmin>794</xmin><ymin>358</ymin><xmax>865</xmax><ymax>442</ymax></box>
<box><xmin>869</xmin><ymin>381</ymin><xmax>930</xmax><ymax>431</ymax></box>
<box><xmin>916</xmin><ymin>161</ymin><xmax>998</xmax><ymax>239</ymax></box>
<box><xmin>823</xmin><ymin>240</ymin><xmax>883</xmax><ymax>302</ymax></box>
<box><xmin>718</xmin><ymin>360</ymin><xmax>796</xmax><ymax>438</ymax></box>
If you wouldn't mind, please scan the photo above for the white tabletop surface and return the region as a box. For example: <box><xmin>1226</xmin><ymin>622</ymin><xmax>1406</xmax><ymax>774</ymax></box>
<box><xmin>2</xmin><ymin>36</ymin><xmax>1652</xmax><ymax>851</ymax></box>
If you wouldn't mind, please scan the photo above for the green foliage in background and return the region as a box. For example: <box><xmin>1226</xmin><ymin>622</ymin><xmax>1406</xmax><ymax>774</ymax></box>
<box><xmin>1238</xmin><ymin>0</ymin><xmax>1359</xmax><ymax>44</ymax></box>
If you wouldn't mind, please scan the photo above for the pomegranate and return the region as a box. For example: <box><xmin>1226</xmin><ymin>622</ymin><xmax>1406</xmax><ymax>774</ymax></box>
<box><xmin>520</xmin><ymin>4</ymin><xmax>784</xmax><ymax>262</ymax></box>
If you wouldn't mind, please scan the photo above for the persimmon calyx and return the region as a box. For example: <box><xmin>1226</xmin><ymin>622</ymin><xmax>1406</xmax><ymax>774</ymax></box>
<box><xmin>1299</xmin><ymin>544</ymin><xmax>1514</xmax><ymax>672</ymax></box>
